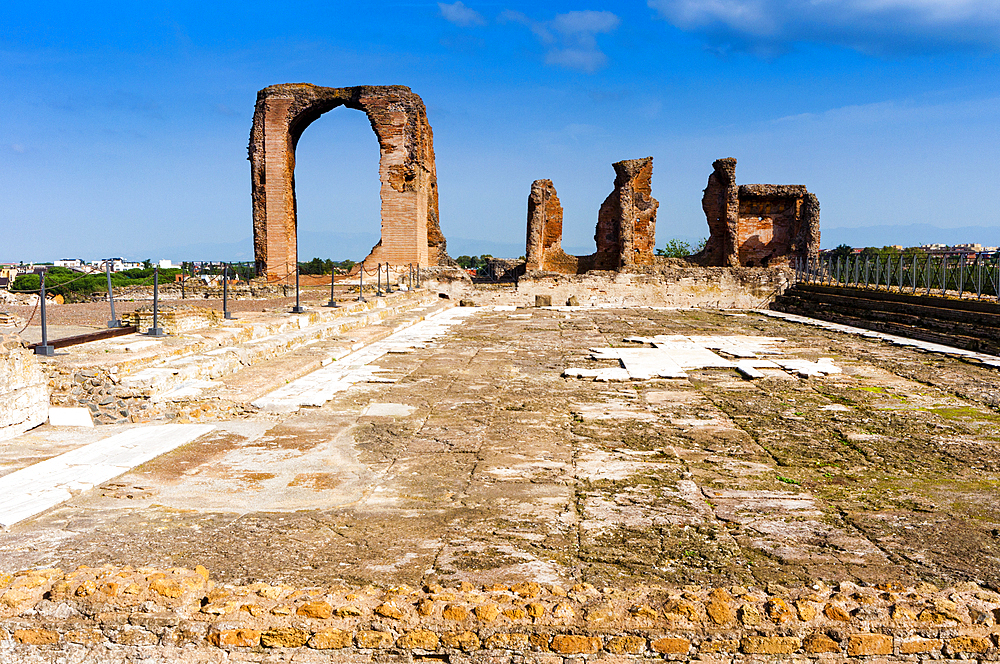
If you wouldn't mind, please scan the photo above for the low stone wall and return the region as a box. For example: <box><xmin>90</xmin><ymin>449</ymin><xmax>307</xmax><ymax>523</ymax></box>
<box><xmin>121</xmin><ymin>305</ymin><xmax>221</xmax><ymax>335</ymax></box>
<box><xmin>426</xmin><ymin>263</ymin><xmax>791</xmax><ymax>309</ymax></box>
<box><xmin>0</xmin><ymin>334</ymin><xmax>49</xmax><ymax>442</ymax></box>
<box><xmin>2</xmin><ymin>565</ymin><xmax>999</xmax><ymax>663</ymax></box>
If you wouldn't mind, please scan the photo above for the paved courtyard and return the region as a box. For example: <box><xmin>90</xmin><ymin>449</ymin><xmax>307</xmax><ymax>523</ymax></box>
<box><xmin>2</xmin><ymin>306</ymin><xmax>1000</xmax><ymax>592</ymax></box>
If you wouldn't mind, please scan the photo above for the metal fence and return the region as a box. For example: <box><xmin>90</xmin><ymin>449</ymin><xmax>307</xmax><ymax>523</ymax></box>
<box><xmin>795</xmin><ymin>252</ymin><xmax>1000</xmax><ymax>301</ymax></box>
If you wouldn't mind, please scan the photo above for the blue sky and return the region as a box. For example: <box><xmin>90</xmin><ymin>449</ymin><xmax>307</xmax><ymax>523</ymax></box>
<box><xmin>1</xmin><ymin>0</ymin><xmax>999</xmax><ymax>262</ymax></box>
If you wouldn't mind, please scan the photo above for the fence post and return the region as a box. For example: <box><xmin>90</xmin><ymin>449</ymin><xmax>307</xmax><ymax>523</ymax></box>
<box><xmin>223</xmin><ymin>263</ymin><xmax>234</xmax><ymax>319</ymax></box>
<box><xmin>958</xmin><ymin>253</ymin><xmax>966</xmax><ymax>298</ymax></box>
<box><xmin>147</xmin><ymin>266</ymin><xmax>165</xmax><ymax>337</ymax></box>
<box><xmin>377</xmin><ymin>262</ymin><xmax>383</xmax><ymax>296</ymax></box>
<box><xmin>415</xmin><ymin>262</ymin><xmax>421</xmax><ymax>289</ymax></box>
<box><xmin>325</xmin><ymin>268</ymin><xmax>339</xmax><ymax>308</ymax></box>
<box><xmin>291</xmin><ymin>266</ymin><xmax>306</xmax><ymax>313</ymax></box>
<box><xmin>105</xmin><ymin>260</ymin><xmax>120</xmax><ymax>328</ymax></box>
<box><xmin>385</xmin><ymin>263</ymin><xmax>393</xmax><ymax>294</ymax></box>
<box><xmin>34</xmin><ymin>271</ymin><xmax>55</xmax><ymax>356</ymax></box>
<box><xmin>358</xmin><ymin>261</ymin><xmax>366</xmax><ymax>302</ymax></box>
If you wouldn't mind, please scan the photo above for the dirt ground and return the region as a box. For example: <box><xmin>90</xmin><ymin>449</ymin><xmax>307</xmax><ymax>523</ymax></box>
<box><xmin>2</xmin><ymin>306</ymin><xmax>1000</xmax><ymax>592</ymax></box>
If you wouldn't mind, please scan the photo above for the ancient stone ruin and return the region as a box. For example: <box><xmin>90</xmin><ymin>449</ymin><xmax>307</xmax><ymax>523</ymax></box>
<box><xmin>249</xmin><ymin>84</ymin><xmax>446</xmax><ymax>281</ymax></box>
<box><xmin>697</xmin><ymin>157</ymin><xmax>820</xmax><ymax>267</ymax></box>
<box><xmin>525</xmin><ymin>157</ymin><xmax>658</xmax><ymax>274</ymax></box>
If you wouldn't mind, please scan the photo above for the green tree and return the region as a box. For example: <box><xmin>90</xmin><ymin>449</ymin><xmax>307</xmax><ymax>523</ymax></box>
<box><xmin>656</xmin><ymin>239</ymin><xmax>693</xmax><ymax>258</ymax></box>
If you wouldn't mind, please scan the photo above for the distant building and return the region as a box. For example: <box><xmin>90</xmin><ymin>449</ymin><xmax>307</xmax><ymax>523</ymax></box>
<box><xmin>54</xmin><ymin>258</ymin><xmax>84</xmax><ymax>269</ymax></box>
<box><xmin>158</xmin><ymin>259</ymin><xmax>177</xmax><ymax>269</ymax></box>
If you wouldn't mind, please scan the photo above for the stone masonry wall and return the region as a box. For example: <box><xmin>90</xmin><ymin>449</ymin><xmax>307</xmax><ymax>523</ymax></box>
<box><xmin>0</xmin><ymin>334</ymin><xmax>49</xmax><ymax>442</ymax></box>
<box><xmin>249</xmin><ymin>84</ymin><xmax>446</xmax><ymax>281</ymax></box>
<box><xmin>525</xmin><ymin>158</ymin><xmax>658</xmax><ymax>275</ymax></box>
<box><xmin>425</xmin><ymin>262</ymin><xmax>792</xmax><ymax>309</ymax></box>
<box><xmin>3</xmin><ymin>565</ymin><xmax>1000</xmax><ymax>663</ymax></box>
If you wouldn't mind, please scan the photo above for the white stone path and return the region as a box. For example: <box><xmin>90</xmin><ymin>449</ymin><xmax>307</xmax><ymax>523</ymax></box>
<box><xmin>760</xmin><ymin>309</ymin><xmax>1000</xmax><ymax>368</ymax></box>
<box><xmin>251</xmin><ymin>306</ymin><xmax>480</xmax><ymax>413</ymax></box>
<box><xmin>0</xmin><ymin>424</ymin><xmax>214</xmax><ymax>528</ymax></box>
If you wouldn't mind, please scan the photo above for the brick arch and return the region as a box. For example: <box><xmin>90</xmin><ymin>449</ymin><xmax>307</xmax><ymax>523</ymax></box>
<box><xmin>249</xmin><ymin>84</ymin><xmax>447</xmax><ymax>280</ymax></box>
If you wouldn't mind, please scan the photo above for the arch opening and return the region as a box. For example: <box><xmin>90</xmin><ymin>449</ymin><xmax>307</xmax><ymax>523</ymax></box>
<box><xmin>249</xmin><ymin>84</ymin><xmax>447</xmax><ymax>281</ymax></box>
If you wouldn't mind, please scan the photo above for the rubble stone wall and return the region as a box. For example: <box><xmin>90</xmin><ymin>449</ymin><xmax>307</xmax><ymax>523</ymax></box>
<box><xmin>526</xmin><ymin>158</ymin><xmax>658</xmax><ymax>275</ymax></box>
<box><xmin>424</xmin><ymin>263</ymin><xmax>791</xmax><ymax>309</ymax></box>
<box><xmin>697</xmin><ymin>159</ymin><xmax>820</xmax><ymax>268</ymax></box>
<box><xmin>0</xmin><ymin>334</ymin><xmax>49</xmax><ymax>442</ymax></box>
<box><xmin>250</xmin><ymin>84</ymin><xmax>446</xmax><ymax>281</ymax></box>
<box><xmin>3</xmin><ymin>565</ymin><xmax>1000</xmax><ymax>663</ymax></box>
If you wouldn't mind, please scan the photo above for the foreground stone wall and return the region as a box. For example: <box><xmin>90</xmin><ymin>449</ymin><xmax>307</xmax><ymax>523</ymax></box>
<box><xmin>698</xmin><ymin>158</ymin><xmax>819</xmax><ymax>268</ymax></box>
<box><xmin>0</xmin><ymin>334</ymin><xmax>48</xmax><ymax>442</ymax></box>
<box><xmin>525</xmin><ymin>158</ymin><xmax>658</xmax><ymax>274</ymax></box>
<box><xmin>3</xmin><ymin>565</ymin><xmax>1000</xmax><ymax>663</ymax></box>
<box><xmin>249</xmin><ymin>84</ymin><xmax>446</xmax><ymax>280</ymax></box>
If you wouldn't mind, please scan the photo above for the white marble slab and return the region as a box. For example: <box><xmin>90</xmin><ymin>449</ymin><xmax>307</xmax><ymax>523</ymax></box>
<box><xmin>47</xmin><ymin>407</ymin><xmax>94</xmax><ymax>427</ymax></box>
<box><xmin>0</xmin><ymin>423</ymin><xmax>214</xmax><ymax>528</ymax></box>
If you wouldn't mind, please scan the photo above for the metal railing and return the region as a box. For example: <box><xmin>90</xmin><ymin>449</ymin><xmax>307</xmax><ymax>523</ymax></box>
<box><xmin>794</xmin><ymin>252</ymin><xmax>1000</xmax><ymax>301</ymax></box>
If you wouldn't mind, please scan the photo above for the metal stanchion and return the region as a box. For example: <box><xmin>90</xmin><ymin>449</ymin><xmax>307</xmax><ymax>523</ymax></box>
<box><xmin>105</xmin><ymin>260</ymin><xmax>120</xmax><ymax>328</ymax></box>
<box><xmin>358</xmin><ymin>261</ymin><xmax>366</xmax><ymax>302</ymax></box>
<box><xmin>223</xmin><ymin>263</ymin><xmax>234</xmax><ymax>319</ymax></box>
<box><xmin>384</xmin><ymin>263</ymin><xmax>393</xmax><ymax>293</ymax></box>
<box><xmin>181</xmin><ymin>263</ymin><xmax>186</xmax><ymax>299</ymax></box>
<box><xmin>409</xmin><ymin>263</ymin><xmax>413</xmax><ymax>290</ymax></box>
<box><xmin>377</xmin><ymin>262</ymin><xmax>383</xmax><ymax>296</ymax></box>
<box><xmin>325</xmin><ymin>269</ymin><xmax>339</xmax><ymax>308</ymax></box>
<box><xmin>35</xmin><ymin>272</ymin><xmax>54</xmax><ymax>356</ymax></box>
<box><xmin>415</xmin><ymin>262</ymin><xmax>420</xmax><ymax>289</ymax></box>
<box><xmin>291</xmin><ymin>266</ymin><xmax>306</xmax><ymax>313</ymax></box>
<box><xmin>147</xmin><ymin>266</ymin><xmax>165</xmax><ymax>337</ymax></box>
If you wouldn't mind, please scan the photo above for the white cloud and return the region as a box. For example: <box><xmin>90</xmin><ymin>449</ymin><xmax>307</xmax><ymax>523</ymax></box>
<box><xmin>500</xmin><ymin>9</ymin><xmax>620</xmax><ymax>72</ymax></box>
<box><xmin>648</xmin><ymin>0</ymin><xmax>1000</xmax><ymax>54</ymax></box>
<box><xmin>439</xmin><ymin>1</ymin><xmax>486</xmax><ymax>27</ymax></box>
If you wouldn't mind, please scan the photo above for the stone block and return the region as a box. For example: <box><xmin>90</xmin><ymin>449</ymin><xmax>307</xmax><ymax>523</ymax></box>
<box><xmin>535</xmin><ymin>294</ymin><xmax>552</xmax><ymax>307</ymax></box>
<box><xmin>947</xmin><ymin>635</ymin><xmax>991</xmax><ymax>653</ymax></box>
<box><xmin>740</xmin><ymin>636</ymin><xmax>801</xmax><ymax>654</ymax></box>
<box><xmin>297</xmin><ymin>600</ymin><xmax>332</xmax><ymax>618</ymax></box>
<box><xmin>397</xmin><ymin>629</ymin><xmax>439</xmax><ymax>650</ymax></box>
<box><xmin>208</xmin><ymin>628</ymin><xmax>261</xmax><ymax>648</ymax></box>
<box><xmin>261</xmin><ymin>627</ymin><xmax>310</xmax><ymax>648</ymax></box>
<box><xmin>605</xmin><ymin>635</ymin><xmax>646</xmax><ymax>654</ymax></box>
<box><xmin>803</xmin><ymin>633</ymin><xmax>841</xmax><ymax>653</ymax></box>
<box><xmin>900</xmin><ymin>638</ymin><xmax>942</xmax><ymax>654</ymax></box>
<box><xmin>13</xmin><ymin>628</ymin><xmax>59</xmax><ymax>645</ymax></box>
<box><xmin>846</xmin><ymin>633</ymin><xmax>893</xmax><ymax>656</ymax></box>
<box><xmin>550</xmin><ymin>635</ymin><xmax>602</xmax><ymax>654</ymax></box>
<box><xmin>308</xmin><ymin>629</ymin><xmax>351</xmax><ymax>649</ymax></box>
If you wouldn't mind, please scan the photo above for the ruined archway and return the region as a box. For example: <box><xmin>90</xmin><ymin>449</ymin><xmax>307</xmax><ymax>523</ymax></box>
<box><xmin>249</xmin><ymin>84</ymin><xmax>447</xmax><ymax>280</ymax></box>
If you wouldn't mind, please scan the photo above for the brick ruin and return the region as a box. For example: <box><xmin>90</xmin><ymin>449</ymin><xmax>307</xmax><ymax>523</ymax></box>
<box><xmin>525</xmin><ymin>157</ymin><xmax>658</xmax><ymax>274</ymax></box>
<box><xmin>249</xmin><ymin>84</ymin><xmax>447</xmax><ymax>281</ymax></box>
<box><xmin>697</xmin><ymin>157</ymin><xmax>820</xmax><ymax>267</ymax></box>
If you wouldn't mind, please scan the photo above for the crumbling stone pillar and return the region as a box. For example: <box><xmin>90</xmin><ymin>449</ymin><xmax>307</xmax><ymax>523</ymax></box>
<box><xmin>249</xmin><ymin>84</ymin><xmax>447</xmax><ymax>281</ymax></box>
<box><xmin>699</xmin><ymin>158</ymin><xmax>739</xmax><ymax>267</ymax></box>
<box><xmin>525</xmin><ymin>179</ymin><xmax>578</xmax><ymax>273</ymax></box>
<box><xmin>594</xmin><ymin>157</ymin><xmax>659</xmax><ymax>270</ymax></box>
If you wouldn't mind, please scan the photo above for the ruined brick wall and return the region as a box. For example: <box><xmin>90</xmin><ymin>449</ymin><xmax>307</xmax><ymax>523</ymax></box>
<box><xmin>526</xmin><ymin>158</ymin><xmax>658</xmax><ymax>275</ymax></box>
<box><xmin>696</xmin><ymin>159</ymin><xmax>819</xmax><ymax>267</ymax></box>
<box><xmin>249</xmin><ymin>84</ymin><xmax>447</xmax><ymax>281</ymax></box>
<box><xmin>4</xmin><ymin>565</ymin><xmax>1000</xmax><ymax>663</ymax></box>
<box><xmin>525</xmin><ymin>179</ymin><xmax>579</xmax><ymax>273</ymax></box>
<box><xmin>699</xmin><ymin>158</ymin><xmax>739</xmax><ymax>266</ymax></box>
<box><xmin>595</xmin><ymin>157</ymin><xmax>658</xmax><ymax>269</ymax></box>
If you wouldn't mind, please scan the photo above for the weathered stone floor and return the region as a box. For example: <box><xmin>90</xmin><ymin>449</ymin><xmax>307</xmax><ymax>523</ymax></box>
<box><xmin>2</xmin><ymin>307</ymin><xmax>999</xmax><ymax>592</ymax></box>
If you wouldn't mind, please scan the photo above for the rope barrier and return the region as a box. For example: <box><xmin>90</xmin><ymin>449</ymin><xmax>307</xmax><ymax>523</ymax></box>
<box><xmin>16</xmin><ymin>296</ymin><xmax>40</xmax><ymax>335</ymax></box>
